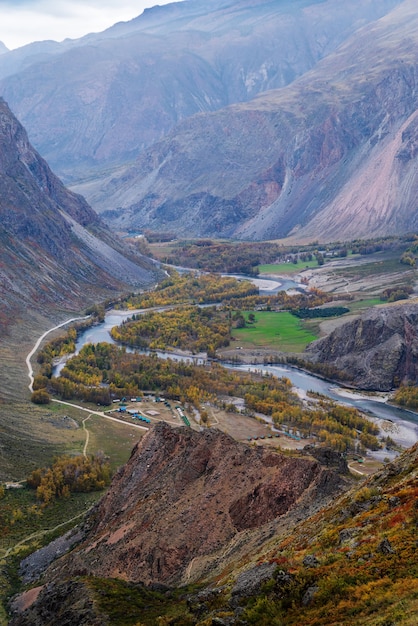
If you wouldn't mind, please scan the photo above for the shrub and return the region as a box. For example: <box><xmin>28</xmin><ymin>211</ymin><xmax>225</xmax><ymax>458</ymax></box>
<box><xmin>31</xmin><ymin>389</ymin><xmax>50</xmax><ymax>404</ymax></box>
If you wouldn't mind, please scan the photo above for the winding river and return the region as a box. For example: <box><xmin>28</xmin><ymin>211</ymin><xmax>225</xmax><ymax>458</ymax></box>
<box><xmin>52</xmin><ymin>275</ymin><xmax>418</xmax><ymax>456</ymax></box>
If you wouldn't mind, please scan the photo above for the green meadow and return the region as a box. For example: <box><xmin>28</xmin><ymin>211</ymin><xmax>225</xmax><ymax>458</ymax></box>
<box><xmin>232</xmin><ymin>311</ymin><xmax>318</xmax><ymax>352</ymax></box>
<box><xmin>257</xmin><ymin>259</ymin><xmax>319</xmax><ymax>274</ymax></box>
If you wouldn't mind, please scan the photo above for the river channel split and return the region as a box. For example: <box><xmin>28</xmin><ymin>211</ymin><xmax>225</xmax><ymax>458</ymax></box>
<box><xmin>50</xmin><ymin>274</ymin><xmax>418</xmax><ymax>459</ymax></box>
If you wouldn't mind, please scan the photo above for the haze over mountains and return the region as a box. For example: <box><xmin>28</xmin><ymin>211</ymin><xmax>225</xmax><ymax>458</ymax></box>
<box><xmin>1</xmin><ymin>0</ymin><xmax>415</xmax><ymax>241</ymax></box>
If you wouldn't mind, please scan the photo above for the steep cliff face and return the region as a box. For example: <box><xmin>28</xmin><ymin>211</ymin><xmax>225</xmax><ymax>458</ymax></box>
<box><xmin>306</xmin><ymin>302</ymin><xmax>418</xmax><ymax>390</ymax></box>
<box><xmin>0</xmin><ymin>98</ymin><xmax>157</xmax><ymax>335</ymax></box>
<box><xmin>85</xmin><ymin>0</ymin><xmax>418</xmax><ymax>241</ymax></box>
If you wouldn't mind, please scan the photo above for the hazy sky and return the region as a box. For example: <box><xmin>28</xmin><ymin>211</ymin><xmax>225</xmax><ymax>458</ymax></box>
<box><xmin>0</xmin><ymin>0</ymin><xmax>179</xmax><ymax>50</ymax></box>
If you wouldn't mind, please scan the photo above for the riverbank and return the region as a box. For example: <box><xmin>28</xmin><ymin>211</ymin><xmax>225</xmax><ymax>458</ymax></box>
<box><xmin>40</xmin><ymin>308</ymin><xmax>418</xmax><ymax>463</ymax></box>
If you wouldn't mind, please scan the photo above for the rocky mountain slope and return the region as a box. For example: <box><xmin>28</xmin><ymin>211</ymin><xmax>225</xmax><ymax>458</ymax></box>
<box><xmin>306</xmin><ymin>301</ymin><xmax>418</xmax><ymax>390</ymax></box>
<box><xmin>22</xmin><ymin>423</ymin><xmax>346</xmax><ymax>587</ymax></box>
<box><xmin>0</xmin><ymin>98</ymin><xmax>157</xmax><ymax>337</ymax></box>
<box><xmin>8</xmin><ymin>425</ymin><xmax>417</xmax><ymax>625</ymax></box>
<box><xmin>0</xmin><ymin>0</ymin><xmax>402</xmax><ymax>185</ymax></box>
<box><xmin>86</xmin><ymin>0</ymin><xmax>418</xmax><ymax>241</ymax></box>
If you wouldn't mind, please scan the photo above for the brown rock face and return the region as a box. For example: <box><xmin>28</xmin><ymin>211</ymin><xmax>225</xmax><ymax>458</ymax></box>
<box><xmin>46</xmin><ymin>423</ymin><xmax>343</xmax><ymax>586</ymax></box>
<box><xmin>306</xmin><ymin>302</ymin><xmax>418</xmax><ymax>390</ymax></box>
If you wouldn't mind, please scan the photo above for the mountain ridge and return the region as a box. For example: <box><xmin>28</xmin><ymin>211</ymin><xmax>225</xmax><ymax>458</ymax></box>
<box><xmin>0</xmin><ymin>0</ymin><xmax>402</xmax><ymax>186</ymax></box>
<box><xmin>0</xmin><ymin>98</ymin><xmax>158</xmax><ymax>337</ymax></box>
<box><xmin>84</xmin><ymin>0</ymin><xmax>418</xmax><ymax>241</ymax></box>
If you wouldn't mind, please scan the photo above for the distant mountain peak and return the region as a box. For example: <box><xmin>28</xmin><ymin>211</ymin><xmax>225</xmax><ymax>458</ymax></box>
<box><xmin>0</xmin><ymin>0</ymin><xmax>413</xmax><ymax>242</ymax></box>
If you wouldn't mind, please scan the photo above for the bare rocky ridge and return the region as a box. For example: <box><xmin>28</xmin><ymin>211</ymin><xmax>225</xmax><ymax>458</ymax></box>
<box><xmin>19</xmin><ymin>423</ymin><xmax>346</xmax><ymax>592</ymax></box>
<box><xmin>306</xmin><ymin>302</ymin><xmax>418</xmax><ymax>390</ymax></box>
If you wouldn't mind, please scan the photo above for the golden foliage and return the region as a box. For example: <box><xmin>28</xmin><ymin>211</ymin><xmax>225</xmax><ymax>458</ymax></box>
<box><xmin>27</xmin><ymin>453</ymin><xmax>111</xmax><ymax>506</ymax></box>
<box><xmin>111</xmin><ymin>306</ymin><xmax>230</xmax><ymax>354</ymax></box>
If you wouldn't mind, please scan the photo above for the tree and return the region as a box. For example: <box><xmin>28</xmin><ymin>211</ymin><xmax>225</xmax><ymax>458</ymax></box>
<box><xmin>32</xmin><ymin>374</ymin><xmax>49</xmax><ymax>390</ymax></box>
<box><xmin>31</xmin><ymin>389</ymin><xmax>50</xmax><ymax>404</ymax></box>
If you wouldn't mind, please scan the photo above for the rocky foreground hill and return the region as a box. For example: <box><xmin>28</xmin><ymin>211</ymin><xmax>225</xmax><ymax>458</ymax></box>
<box><xmin>8</xmin><ymin>424</ymin><xmax>418</xmax><ymax>625</ymax></box>
<box><xmin>306</xmin><ymin>301</ymin><xmax>418</xmax><ymax>390</ymax></box>
<box><xmin>0</xmin><ymin>98</ymin><xmax>158</xmax><ymax>337</ymax></box>
<box><xmin>14</xmin><ymin>423</ymin><xmax>347</xmax><ymax>587</ymax></box>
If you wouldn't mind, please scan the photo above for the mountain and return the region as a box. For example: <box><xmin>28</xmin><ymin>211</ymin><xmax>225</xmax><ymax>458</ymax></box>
<box><xmin>9</xmin><ymin>422</ymin><xmax>348</xmax><ymax>619</ymax></box>
<box><xmin>83</xmin><ymin>0</ymin><xmax>418</xmax><ymax>241</ymax></box>
<box><xmin>0</xmin><ymin>98</ymin><xmax>158</xmax><ymax>337</ymax></box>
<box><xmin>31</xmin><ymin>422</ymin><xmax>345</xmax><ymax>586</ymax></box>
<box><xmin>306</xmin><ymin>301</ymin><xmax>418</xmax><ymax>390</ymax></box>
<box><xmin>0</xmin><ymin>42</ymin><xmax>8</xmax><ymax>55</ymax></box>
<box><xmin>8</xmin><ymin>424</ymin><xmax>417</xmax><ymax>625</ymax></box>
<box><xmin>0</xmin><ymin>0</ymin><xmax>402</xmax><ymax>186</ymax></box>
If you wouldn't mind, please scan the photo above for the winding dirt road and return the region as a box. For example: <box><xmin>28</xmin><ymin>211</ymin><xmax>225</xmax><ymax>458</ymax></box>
<box><xmin>26</xmin><ymin>315</ymin><xmax>90</xmax><ymax>392</ymax></box>
<box><xmin>26</xmin><ymin>317</ymin><xmax>149</xmax><ymax>433</ymax></box>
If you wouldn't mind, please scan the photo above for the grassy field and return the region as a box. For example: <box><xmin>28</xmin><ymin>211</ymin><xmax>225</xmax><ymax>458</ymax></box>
<box><xmin>257</xmin><ymin>260</ymin><xmax>319</xmax><ymax>274</ymax></box>
<box><xmin>232</xmin><ymin>311</ymin><xmax>318</xmax><ymax>352</ymax></box>
<box><xmin>82</xmin><ymin>413</ymin><xmax>146</xmax><ymax>470</ymax></box>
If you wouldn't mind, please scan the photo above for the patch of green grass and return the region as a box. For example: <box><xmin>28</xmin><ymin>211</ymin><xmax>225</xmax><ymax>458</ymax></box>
<box><xmin>232</xmin><ymin>311</ymin><xmax>318</xmax><ymax>352</ymax></box>
<box><xmin>0</xmin><ymin>488</ymin><xmax>100</xmax><ymax>554</ymax></box>
<box><xmin>257</xmin><ymin>260</ymin><xmax>319</xmax><ymax>274</ymax></box>
<box><xmin>84</xmin><ymin>414</ymin><xmax>144</xmax><ymax>470</ymax></box>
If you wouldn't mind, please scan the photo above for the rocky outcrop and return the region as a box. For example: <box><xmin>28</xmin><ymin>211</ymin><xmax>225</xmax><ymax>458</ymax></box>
<box><xmin>306</xmin><ymin>302</ymin><xmax>418</xmax><ymax>390</ymax></box>
<box><xmin>303</xmin><ymin>445</ymin><xmax>349</xmax><ymax>474</ymax></box>
<box><xmin>9</xmin><ymin>581</ymin><xmax>106</xmax><ymax>626</ymax></box>
<box><xmin>18</xmin><ymin>423</ymin><xmax>344</xmax><ymax>593</ymax></box>
<box><xmin>9</xmin><ymin>440</ymin><xmax>418</xmax><ymax>625</ymax></box>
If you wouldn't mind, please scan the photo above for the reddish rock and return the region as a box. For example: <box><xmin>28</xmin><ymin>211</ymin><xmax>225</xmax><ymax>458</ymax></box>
<box><xmin>47</xmin><ymin>422</ymin><xmax>344</xmax><ymax>585</ymax></box>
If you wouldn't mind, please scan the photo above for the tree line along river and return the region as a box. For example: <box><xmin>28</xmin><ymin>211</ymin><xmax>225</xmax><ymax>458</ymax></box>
<box><xmin>51</xmin><ymin>274</ymin><xmax>418</xmax><ymax>458</ymax></box>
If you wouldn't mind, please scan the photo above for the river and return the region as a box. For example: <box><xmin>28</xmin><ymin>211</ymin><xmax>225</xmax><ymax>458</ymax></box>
<box><xmin>52</xmin><ymin>274</ymin><xmax>418</xmax><ymax>456</ymax></box>
<box><xmin>224</xmin><ymin>274</ymin><xmax>302</xmax><ymax>294</ymax></box>
<box><xmin>229</xmin><ymin>363</ymin><xmax>418</xmax><ymax>458</ymax></box>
